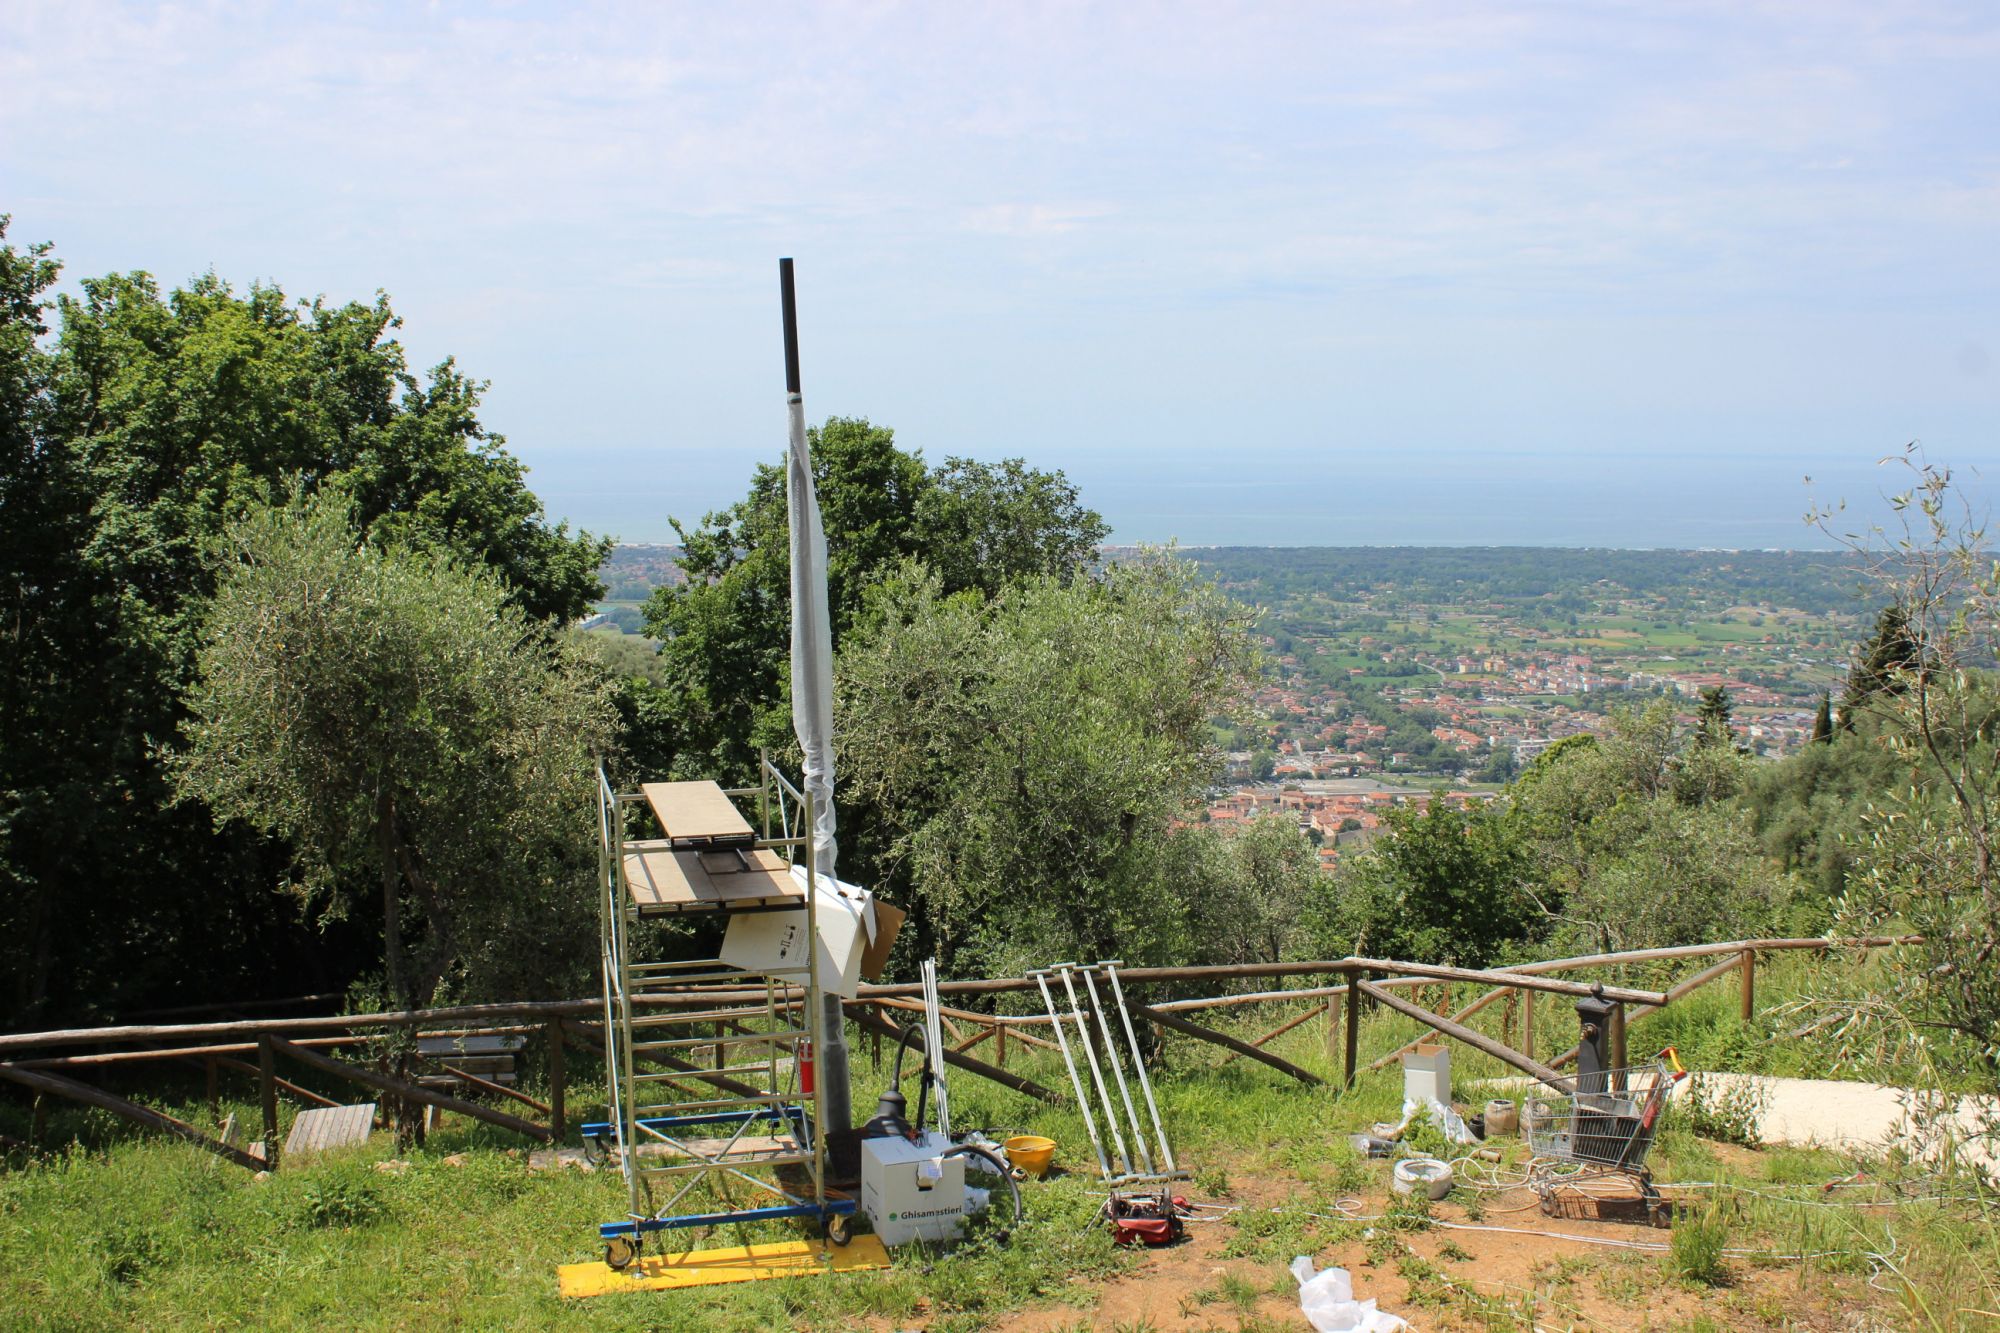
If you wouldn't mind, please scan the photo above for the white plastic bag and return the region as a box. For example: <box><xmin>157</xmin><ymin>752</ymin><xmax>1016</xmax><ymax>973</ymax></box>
<box><xmin>1291</xmin><ymin>1256</ymin><xmax>1410</xmax><ymax>1333</ymax></box>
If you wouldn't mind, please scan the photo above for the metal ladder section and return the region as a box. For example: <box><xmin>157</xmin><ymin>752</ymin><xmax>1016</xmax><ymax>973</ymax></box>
<box><xmin>1030</xmin><ymin>960</ymin><xmax>1187</xmax><ymax>1187</ymax></box>
<box><xmin>586</xmin><ymin>756</ymin><xmax>856</xmax><ymax>1249</ymax></box>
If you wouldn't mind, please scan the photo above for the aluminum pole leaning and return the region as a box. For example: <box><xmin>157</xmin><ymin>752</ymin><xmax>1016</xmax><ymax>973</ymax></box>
<box><xmin>1077</xmin><ymin>964</ymin><xmax>1154</xmax><ymax>1178</ymax></box>
<box><xmin>1033</xmin><ymin>969</ymin><xmax>1112</xmax><ymax>1180</ymax></box>
<box><xmin>920</xmin><ymin>959</ymin><xmax>951</xmax><ymax>1138</ymax></box>
<box><xmin>1054</xmin><ymin>963</ymin><xmax>1134</xmax><ymax>1179</ymax></box>
<box><xmin>1103</xmin><ymin>961</ymin><xmax>1177</xmax><ymax>1176</ymax></box>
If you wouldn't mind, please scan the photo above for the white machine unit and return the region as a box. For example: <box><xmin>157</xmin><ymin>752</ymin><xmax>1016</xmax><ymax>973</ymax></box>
<box><xmin>860</xmin><ymin>1132</ymin><xmax>967</xmax><ymax>1246</ymax></box>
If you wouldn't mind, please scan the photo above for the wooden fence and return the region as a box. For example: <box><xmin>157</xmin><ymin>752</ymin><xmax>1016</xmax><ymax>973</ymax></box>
<box><xmin>0</xmin><ymin>937</ymin><xmax>1912</xmax><ymax>1170</ymax></box>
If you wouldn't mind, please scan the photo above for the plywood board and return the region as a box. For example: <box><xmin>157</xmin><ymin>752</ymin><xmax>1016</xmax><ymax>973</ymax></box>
<box><xmin>622</xmin><ymin>842</ymin><xmax>803</xmax><ymax>915</ymax></box>
<box><xmin>557</xmin><ymin>1234</ymin><xmax>888</xmax><ymax>1298</ymax></box>
<box><xmin>282</xmin><ymin>1102</ymin><xmax>375</xmax><ymax>1159</ymax></box>
<box><xmin>643</xmin><ymin>1133</ymin><xmax>808</xmax><ymax>1166</ymax></box>
<box><xmin>640</xmin><ymin>781</ymin><xmax>754</xmax><ymax>848</ymax></box>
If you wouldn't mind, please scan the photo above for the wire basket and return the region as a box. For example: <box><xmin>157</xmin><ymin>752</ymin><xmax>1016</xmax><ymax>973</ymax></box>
<box><xmin>1522</xmin><ymin>1050</ymin><xmax>1687</xmax><ymax>1173</ymax></box>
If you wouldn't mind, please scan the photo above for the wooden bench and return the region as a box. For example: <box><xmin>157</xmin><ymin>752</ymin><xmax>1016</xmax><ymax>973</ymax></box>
<box><xmin>417</xmin><ymin>1033</ymin><xmax>527</xmax><ymax>1091</ymax></box>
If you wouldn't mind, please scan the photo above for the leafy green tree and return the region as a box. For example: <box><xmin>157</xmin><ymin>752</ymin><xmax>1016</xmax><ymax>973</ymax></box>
<box><xmin>0</xmin><ymin>230</ymin><xmax>605</xmax><ymax>1027</ymax></box>
<box><xmin>0</xmin><ymin>219</ymin><xmax>84</xmax><ymax>1026</ymax></box>
<box><xmin>833</xmin><ymin>552</ymin><xmax>1255</xmax><ymax>973</ymax></box>
<box><xmin>175</xmin><ymin>494</ymin><xmax>614</xmax><ymax>1014</ymax></box>
<box><xmin>1308</xmin><ymin>795</ymin><xmax>1533</xmax><ymax>967</ymax></box>
<box><xmin>910</xmin><ymin>456</ymin><xmax>1107</xmax><ymax>599</ymax></box>
<box><xmin>640</xmin><ymin>417</ymin><xmax>1107</xmax><ymax>781</ymax></box>
<box><xmin>1193</xmin><ymin>815</ymin><xmax>1323</xmax><ymax>966</ymax></box>
<box><xmin>1741</xmin><ymin>728</ymin><xmax>1898</xmax><ymax>901</ymax></box>
<box><xmin>1508</xmin><ymin>706</ymin><xmax>1789</xmax><ymax>951</ymax></box>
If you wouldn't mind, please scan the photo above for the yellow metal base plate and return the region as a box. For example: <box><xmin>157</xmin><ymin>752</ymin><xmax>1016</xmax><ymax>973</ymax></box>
<box><xmin>557</xmin><ymin>1233</ymin><xmax>890</xmax><ymax>1298</ymax></box>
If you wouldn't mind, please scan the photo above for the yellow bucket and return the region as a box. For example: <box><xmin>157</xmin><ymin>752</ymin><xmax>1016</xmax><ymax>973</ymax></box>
<box><xmin>1004</xmin><ymin>1135</ymin><xmax>1056</xmax><ymax>1178</ymax></box>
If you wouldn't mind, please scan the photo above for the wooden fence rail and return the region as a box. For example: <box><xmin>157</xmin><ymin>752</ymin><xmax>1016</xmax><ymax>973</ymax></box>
<box><xmin>0</xmin><ymin>936</ymin><xmax>1919</xmax><ymax>1171</ymax></box>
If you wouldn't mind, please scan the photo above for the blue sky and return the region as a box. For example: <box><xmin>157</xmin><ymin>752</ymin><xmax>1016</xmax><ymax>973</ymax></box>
<box><xmin>4</xmin><ymin>2</ymin><xmax>1996</xmax><ymax>546</ymax></box>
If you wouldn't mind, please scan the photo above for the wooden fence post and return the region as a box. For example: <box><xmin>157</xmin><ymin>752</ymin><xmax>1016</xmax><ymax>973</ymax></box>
<box><xmin>257</xmin><ymin>1035</ymin><xmax>279</xmax><ymax>1170</ymax></box>
<box><xmin>995</xmin><ymin>1021</ymin><xmax>1006</xmax><ymax>1070</ymax></box>
<box><xmin>1344</xmin><ymin>974</ymin><xmax>1363</xmax><ymax>1089</ymax></box>
<box><xmin>1522</xmin><ymin>989</ymin><xmax>1534</xmax><ymax>1063</ymax></box>
<box><xmin>546</xmin><ymin>1019</ymin><xmax>566</xmax><ymax>1141</ymax></box>
<box><xmin>1739</xmin><ymin>949</ymin><xmax>1756</xmax><ymax>1023</ymax></box>
<box><xmin>1325</xmin><ymin>995</ymin><xmax>1340</xmax><ymax>1073</ymax></box>
<box><xmin>1610</xmin><ymin>1003</ymin><xmax>1628</xmax><ymax>1084</ymax></box>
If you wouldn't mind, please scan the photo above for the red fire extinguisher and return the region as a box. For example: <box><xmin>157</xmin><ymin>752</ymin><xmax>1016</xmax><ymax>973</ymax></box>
<box><xmin>799</xmin><ymin>1038</ymin><xmax>815</xmax><ymax>1094</ymax></box>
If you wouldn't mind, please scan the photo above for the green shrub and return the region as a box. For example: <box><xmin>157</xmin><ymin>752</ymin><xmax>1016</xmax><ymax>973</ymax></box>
<box><xmin>1679</xmin><ymin>1073</ymin><xmax>1767</xmax><ymax>1148</ymax></box>
<box><xmin>294</xmin><ymin>1166</ymin><xmax>384</xmax><ymax>1230</ymax></box>
<box><xmin>100</xmin><ymin>1219</ymin><xmax>163</xmax><ymax>1284</ymax></box>
<box><xmin>1669</xmin><ymin>1205</ymin><xmax>1731</xmax><ymax>1286</ymax></box>
<box><xmin>1399</xmin><ymin>1105</ymin><xmax>1453</xmax><ymax>1160</ymax></box>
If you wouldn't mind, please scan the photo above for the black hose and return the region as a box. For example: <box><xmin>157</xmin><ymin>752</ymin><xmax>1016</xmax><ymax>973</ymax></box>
<box><xmin>890</xmin><ymin>1023</ymin><xmax>924</xmax><ymax>1089</ymax></box>
<box><xmin>941</xmin><ymin>1143</ymin><xmax>1024</xmax><ymax>1238</ymax></box>
<box><xmin>890</xmin><ymin>1022</ymin><xmax>936</xmax><ymax>1135</ymax></box>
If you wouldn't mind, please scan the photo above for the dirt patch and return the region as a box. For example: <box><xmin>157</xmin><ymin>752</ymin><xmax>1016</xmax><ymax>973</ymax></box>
<box><xmin>986</xmin><ymin>1156</ymin><xmax>1884</xmax><ymax>1332</ymax></box>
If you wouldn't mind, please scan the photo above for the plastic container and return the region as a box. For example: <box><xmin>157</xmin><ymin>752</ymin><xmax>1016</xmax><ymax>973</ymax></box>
<box><xmin>1391</xmin><ymin>1156</ymin><xmax>1454</xmax><ymax>1200</ymax></box>
<box><xmin>1002</xmin><ymin>1134</ymin><xmax>1055</xmax><ymax>1178</ymax></box>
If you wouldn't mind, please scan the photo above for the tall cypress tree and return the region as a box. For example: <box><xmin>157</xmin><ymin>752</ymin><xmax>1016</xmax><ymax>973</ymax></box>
<box><xmin>1695</xmin><ymin>685</ymin><xmax>1735</xmax><ymax>748</ymax></box>
<box><xmin>1840</xmin><ymin>604</ymin><xmax>1921</xmax><ymax>730</ymax></box>
<box><xmin>1811</xmin><ymin>691</ymin><xmax>1834</xmax><ymax>744</ymax></box>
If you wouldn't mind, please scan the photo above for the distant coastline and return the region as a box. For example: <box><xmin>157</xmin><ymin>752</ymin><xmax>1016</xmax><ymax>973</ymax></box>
<box><xmin>536</xmin><ymin>444</ymin><xmax>1983</xmax><ymax>551</ymax></box>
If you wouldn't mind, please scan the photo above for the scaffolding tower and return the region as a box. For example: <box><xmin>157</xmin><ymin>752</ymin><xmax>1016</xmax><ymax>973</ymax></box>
<box><xmin>584</xmin><ymin>755</ymin><xmax>855</xmax><ymax>1269</ymax></box>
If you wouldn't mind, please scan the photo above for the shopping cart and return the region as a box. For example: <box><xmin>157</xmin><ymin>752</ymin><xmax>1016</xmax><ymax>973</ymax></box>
<box><xmin>1521</xmin><ymin>1047</ymin><xmax>1688</xmax><ymax>1223</ymax></box>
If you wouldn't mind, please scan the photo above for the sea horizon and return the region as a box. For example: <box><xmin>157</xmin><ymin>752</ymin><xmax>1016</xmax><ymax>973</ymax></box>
<box><xmin>537</xmin><ymin>444</ymin><xmax>1992</xmax><ymax>553</ymax></box>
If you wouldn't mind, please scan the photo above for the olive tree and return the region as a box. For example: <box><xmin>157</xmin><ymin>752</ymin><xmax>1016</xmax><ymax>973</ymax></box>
<box><xmin>834</xmin><ymin>550</ymin><xmax>1256</xmax><ymax>974</ymax></box>
<box><xmin>1819</xmin><ymin>452</ymin><xmax>2000</xmax><ymax>1091</ymax></box>
<box><xmin>175</xmin><ymin>494</ymin><xmax>614</xmax><ymax>1015</ymax></box>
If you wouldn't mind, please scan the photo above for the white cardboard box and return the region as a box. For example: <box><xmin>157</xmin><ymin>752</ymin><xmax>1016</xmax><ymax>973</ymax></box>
<box><xmin>719</xmin><ymin>868</ymin><xmax>870</xmax><ymax>997</ymax></box>
<box><xmin>1403</xmin><ymin>1043</ymin><xmax>1451</xmax><ymax>1108</ymax></box>
<box><xmin>860</xmin><ymin>1131</ymin><xmax>966</xmax><ymax>1247</ymax></box>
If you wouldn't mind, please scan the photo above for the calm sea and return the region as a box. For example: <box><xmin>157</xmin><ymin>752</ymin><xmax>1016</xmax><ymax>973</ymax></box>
<box><xmin>520</xmin><ymin>444</ymin><xmax>1995</xmax><ymax>551</ymax></box>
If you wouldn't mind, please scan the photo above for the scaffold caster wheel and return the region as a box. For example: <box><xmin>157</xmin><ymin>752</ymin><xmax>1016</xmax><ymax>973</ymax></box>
<box><xmin>605</xmin><ymin>1235</ymin><xmax>640</xmax><ymax>1271</ymax></box>
<box><xmin>824</xmin><ymin>1214</ymin><xmax>851</xmax><ymax>1248</ymax></box>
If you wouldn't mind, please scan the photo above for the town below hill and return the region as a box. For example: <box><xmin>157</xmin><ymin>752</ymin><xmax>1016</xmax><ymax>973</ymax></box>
<box><xmin>1190</xmin><ymin>545</ymin><xmax>1865</xmax><ymax>772</ymax></box>
<box><xmin>594</xmin><ymin>540</ymin><xmax>1871</xmax><ymax>826</ymax></box>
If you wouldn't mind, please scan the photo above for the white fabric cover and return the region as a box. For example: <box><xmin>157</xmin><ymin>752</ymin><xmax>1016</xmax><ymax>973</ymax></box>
<box><xmin>1291</xmin><ymin>1257</ymin><xmax>1409</xmax><ymax>1333</ymax></box>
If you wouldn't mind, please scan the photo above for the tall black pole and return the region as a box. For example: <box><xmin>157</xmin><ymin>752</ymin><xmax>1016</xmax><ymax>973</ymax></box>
<box><xmin>779</xmin><ymin>258</ymin><xmax>854</xmax><ymax>1145</ymax></box>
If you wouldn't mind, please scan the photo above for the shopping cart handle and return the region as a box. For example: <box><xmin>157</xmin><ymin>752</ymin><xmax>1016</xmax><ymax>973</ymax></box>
<box><xmin>1659</xmin><ymin>1046</ymin><xmax>1687</xmax><ymax>1080</ymax></box>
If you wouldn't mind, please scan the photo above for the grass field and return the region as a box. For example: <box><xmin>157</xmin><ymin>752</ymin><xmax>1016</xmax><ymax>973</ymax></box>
<box><xmin>4</xmin><ymin>955</ymin><xmax>1997</xmax><ymax>1331</ymax></box>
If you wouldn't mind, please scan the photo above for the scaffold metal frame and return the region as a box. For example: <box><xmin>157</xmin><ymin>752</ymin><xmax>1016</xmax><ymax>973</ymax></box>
<box><xmin>583</xmin><ymin>753</ymin><xmax>854</xmax><ymax>1263</ymax></box>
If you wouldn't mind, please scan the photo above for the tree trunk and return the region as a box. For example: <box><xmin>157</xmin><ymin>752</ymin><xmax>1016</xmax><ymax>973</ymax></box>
<box><xmin>374</xmin><ymin>790</ymin><xmax>418</xmax><ymax>1146</ymax></box>
<box><xmin>376</xmin><ymin>790</ymin><xmax>406</xmax><ymax>1009</ymax></box>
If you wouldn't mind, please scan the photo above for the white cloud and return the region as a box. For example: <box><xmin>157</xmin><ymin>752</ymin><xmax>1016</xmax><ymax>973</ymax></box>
<box><xmin>4</xmin><ymin>0</ymin><xmax>1996</xmax><ymax>536</ymax></box>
